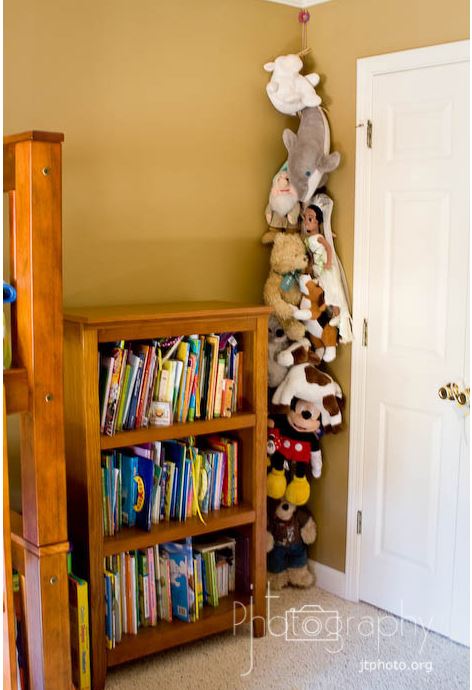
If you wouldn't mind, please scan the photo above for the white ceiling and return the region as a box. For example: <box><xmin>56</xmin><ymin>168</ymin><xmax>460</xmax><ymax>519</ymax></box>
<box><xmin>264</xmin><ymin>0</ymin><xmax>333</xmax><ymax>7</ymax></box>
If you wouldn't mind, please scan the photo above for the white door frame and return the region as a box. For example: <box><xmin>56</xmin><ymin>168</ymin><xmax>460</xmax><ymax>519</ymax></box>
<box><xmin>345</xmin><ymin>39</ymin><xmax>470</xmax><ymax>603</ymax></box>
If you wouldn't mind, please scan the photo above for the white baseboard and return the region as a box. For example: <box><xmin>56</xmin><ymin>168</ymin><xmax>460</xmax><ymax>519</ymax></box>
<box><xmin>308</xmin><ymin>559</ymin><xmax>346</xmax><ymax>599</ymax></box>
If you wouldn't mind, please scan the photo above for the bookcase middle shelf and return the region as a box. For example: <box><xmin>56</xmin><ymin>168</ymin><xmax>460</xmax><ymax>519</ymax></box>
<box><xmin>103</xmin><ymin>504</ymin><xmax>256</xmax><ymax>555</ymax></box>
<box><xmin>100</xmin><ymin>411</ymin><xmax>256</xmax><ymax>450</ymax></box>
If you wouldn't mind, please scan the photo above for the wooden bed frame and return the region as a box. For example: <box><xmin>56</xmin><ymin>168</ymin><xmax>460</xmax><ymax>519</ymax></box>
<box><xmin>3</xmin><ymin>131</ymin><xmax>72</xmax><ymax>689</ymax></box>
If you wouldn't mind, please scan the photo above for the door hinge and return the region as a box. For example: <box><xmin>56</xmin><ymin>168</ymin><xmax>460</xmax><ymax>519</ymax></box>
<box><xmin>357</xmin><ymin>510</ymin><xmax>362</xmax><ymax>535</ymax></box>
<box><xmin>366</xmin><ymin>120</ymin><xmax>373</xmax><ymax>148</ymax></box>
<box><xmin>362</xmin><ymin>318</ymin><xmax>368</xmax><ymax>347</ymax></box>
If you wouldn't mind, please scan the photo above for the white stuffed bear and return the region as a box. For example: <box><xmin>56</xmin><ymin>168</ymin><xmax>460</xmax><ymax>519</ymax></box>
<box><xmin>264</xmin><ymin>54</ymin><xmax>321</xmax><ymax>116</ymax></box>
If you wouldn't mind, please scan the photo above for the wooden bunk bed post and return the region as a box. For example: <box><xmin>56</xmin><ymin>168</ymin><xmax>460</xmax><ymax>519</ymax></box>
<box><xmin>4</xmin><ymin>131</ymin><xmax>72</xmax><ymax>689</ymax></box>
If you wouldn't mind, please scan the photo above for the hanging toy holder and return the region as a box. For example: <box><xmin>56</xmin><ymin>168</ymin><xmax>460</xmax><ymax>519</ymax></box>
<box><xmin>298</xmin><ymin>9</ymin><xmax>311</xmax><ymax>57</ymax></box>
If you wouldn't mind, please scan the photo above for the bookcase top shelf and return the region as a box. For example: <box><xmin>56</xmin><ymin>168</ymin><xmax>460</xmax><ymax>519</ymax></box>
<box><xmin>64</xmin><ymin>301</ymin><xmax>271</xmax><ymax>326</ymax></box>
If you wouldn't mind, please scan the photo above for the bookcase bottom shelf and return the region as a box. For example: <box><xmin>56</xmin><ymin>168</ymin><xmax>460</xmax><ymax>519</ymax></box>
<box><xmin>107</xmin><ymin>592</ymin><xmax>250</xmax><ymax>667</ymax></box>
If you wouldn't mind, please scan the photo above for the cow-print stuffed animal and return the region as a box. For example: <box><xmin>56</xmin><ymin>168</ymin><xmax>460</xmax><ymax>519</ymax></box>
<box><xmin>272</xmin><ymin>362</ymin><xmax>342</xmax><ymax>433</ymax></box>
<box><xmin>267</xmin><ymin>398</ymin><xmax>323</xmax><ymax>506</ymax></box>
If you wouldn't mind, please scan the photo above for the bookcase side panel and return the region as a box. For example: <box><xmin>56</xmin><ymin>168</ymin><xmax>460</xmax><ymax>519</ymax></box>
<box><xmin>252</xmin><ymin>314</ymin><xmax>269</xmax><ymax>636</ymax></box>
<box><xmin>64</xmin><ymin>321</ymin><xmax>106</xmax><ymax>689</ymax></box>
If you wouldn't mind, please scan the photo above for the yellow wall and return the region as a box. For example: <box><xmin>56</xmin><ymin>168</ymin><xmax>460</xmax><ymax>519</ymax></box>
<box><xmin>4</xmin><ymin>0</ymin><xmax>298</xmax><ymax>306</ymax></box>
<box><xmin>306</xmin><ymin>0</ymin><xmax>469</xmax><ymax>571</ymax></box>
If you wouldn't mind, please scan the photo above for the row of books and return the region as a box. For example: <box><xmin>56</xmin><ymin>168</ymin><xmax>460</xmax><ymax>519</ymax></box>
<box><xmin>101</xmin><ymin>436</ymin><xmax>239</xmax><ymax>535</ymax></box>
<box><xmin>104</xmin><ymin>536</ymin><xmax>245</xmax><ymax>647</ymax></box>
<box><xmin>99</xmin><ymin>333</ymin><xmax>243</xmax><ymax>436</ymax></box>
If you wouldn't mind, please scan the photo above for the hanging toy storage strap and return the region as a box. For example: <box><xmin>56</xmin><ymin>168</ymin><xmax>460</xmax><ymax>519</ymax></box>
<box><xmin>298</xmin><ymin>10</ymin><xmax>311</xmax><ymax>56</ymax></box>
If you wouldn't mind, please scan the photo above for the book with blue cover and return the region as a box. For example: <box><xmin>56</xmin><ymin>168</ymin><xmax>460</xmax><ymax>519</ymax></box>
<box><xmin>134</xmin><ymin>457</ymin><xmax>154</xmax><ymax>531</ymax></box>
<box><xmin>121</xmin><ymin>454</ymin><xmax>138</xmax><ymax>527</ymax></box>
<box><xmin>161</xmin><ymin>542</ymin><xmax>191</xmax><ymax>622</ymax></box>
<box><xmin>125</xmin><ymin>351</ymin><xmax>146</xmax><ymax>430</ymax></box>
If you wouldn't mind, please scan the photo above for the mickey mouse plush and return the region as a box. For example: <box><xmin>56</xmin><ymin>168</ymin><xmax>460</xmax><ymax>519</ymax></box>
<box><xmin>267</xmin><ymin>397</ymin><xmax>323</xmax><ymax>506</ymax></box>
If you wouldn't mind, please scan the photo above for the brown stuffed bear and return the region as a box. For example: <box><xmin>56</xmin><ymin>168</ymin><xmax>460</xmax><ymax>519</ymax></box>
<box><xmin>263</xmin><ymin>232</ymin><xmax>308</xmax><ymax>341</ymax></box>
<box><xmin>267</xmin><ymin>499</ymin><xmax>317</xmax><ymax>589</ymax></box>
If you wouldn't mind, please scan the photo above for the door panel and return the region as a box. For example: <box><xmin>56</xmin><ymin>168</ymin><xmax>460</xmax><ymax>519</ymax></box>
<box><xmin>359</xmin><ymin>52</ymin><xmax>469</xmax><ymax>640</ymax></box>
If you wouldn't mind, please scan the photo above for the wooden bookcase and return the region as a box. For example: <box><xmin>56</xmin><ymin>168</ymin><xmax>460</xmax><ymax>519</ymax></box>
<box><xmin>63</xmin><ymin>302</ymin><xmax>270</xmax><ymax>690</ymax></box>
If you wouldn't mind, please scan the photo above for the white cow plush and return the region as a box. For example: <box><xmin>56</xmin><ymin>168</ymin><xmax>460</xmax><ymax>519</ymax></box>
<box><xmin>264</xmin><ymin>54</ymin><xmax>321</xmax><ymax>116</ymax></box>
<box><xmin>272</xmin><ymin>362</ymin><xmax>343</xmax><ymax>432</ymax></box>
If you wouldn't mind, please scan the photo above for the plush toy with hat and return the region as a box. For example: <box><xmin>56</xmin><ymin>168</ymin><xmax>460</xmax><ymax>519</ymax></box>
<box><xmin>267</xmin><ymin>498</ymin><xmax>317</xmax><ymax>589</ymax></box>
<box><xmin>263</xmin><ymin>167</ymin><xmax>301</xmax><ymax>244</ymax></box>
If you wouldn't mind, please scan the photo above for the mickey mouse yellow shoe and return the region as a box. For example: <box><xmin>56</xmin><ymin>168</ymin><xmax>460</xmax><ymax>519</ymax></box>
<box><xmin>267</xmin><ymin>468</ymin><xmax>287</xmax><ymax>499</ymax></box>
<box><xmin>285</xmin><ymin>476</ymin><xmax>310</xmax><ymax>506</ymax></box>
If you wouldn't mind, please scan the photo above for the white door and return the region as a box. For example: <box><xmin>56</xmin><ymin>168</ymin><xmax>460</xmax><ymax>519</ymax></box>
<box><xmin>353</xmin><ymin>42</ymin><xmax>469</xmax><ymax>643</ymax></box>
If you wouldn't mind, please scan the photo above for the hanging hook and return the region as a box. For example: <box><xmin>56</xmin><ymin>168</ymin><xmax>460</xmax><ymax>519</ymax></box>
<box><xmin>298</xmin><ymin>9</ymin><xmax>311</xmax><ymax>54</ymax></box>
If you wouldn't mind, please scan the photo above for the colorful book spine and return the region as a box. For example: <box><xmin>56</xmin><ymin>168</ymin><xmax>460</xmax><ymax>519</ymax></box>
<box><xmin>104</xmin><ymin>341</ymin><xmax>126</xmax><ymax>436</ymax></box>
<box><xmin>69</xmin><ymin>574</ymin><xmax>91</xmax><ymax>689</ymax></box>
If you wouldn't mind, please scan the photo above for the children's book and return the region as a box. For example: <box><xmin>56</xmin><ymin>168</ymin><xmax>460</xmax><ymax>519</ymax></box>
<box><xmin>115</xmin><ymin>363</ymin><xmax>131</xmax><ymax>431</ymax></box>
<box><xmin>213</xmin><ymin>357</ymin><xmax>225</xmax><ymax>418</ymax></box>
<box><xmin>99</xmin><ymin>356</ymin><xmax>114</xmax><ymax>433</ymax></box>
<box><xmin>134</xmin><ymin>457</ymin><xmax>154</xmax><ymax>531</ymax></box>
<box><xmin>104</xmin><ymin>341</ymin><xmax>126</xmax><ymax>436</ymax></box>
<box><xmin>68</xmin><ymin>574</ymin><xmax>91</xmax><ymax>690</ymax></box>
<box><xmin>206</xmin><ymin>335</ymin><xmax>220</xmax><ymax>419</ymax></box>
<box><xmin>126</xmin><ymin>351</ymin><xmax>146</xmax><ymax>429</ymax></box>
<box><xmin>121</xmin><ymin>454</ymin><xmax>138</xmax><ymax>527</ymax></box>
<box><xmin>121</xmin><ymin>353</ymin><xmax>141</xmax><ymax>429</ymax></box>
<box><xmin>161</xmin><ymin>542</ymin><xmax>191</xmax><ymax>622</ymax></box>
<box><xmin>158</xmin><ymin>553</ymin><xmax>172</xmax><ymax>622</ymax></box>
<box><xmin>147</xmin><ymin>546</ymin><xmax>157</xmax><ymax>626</ymax></box>
<box><xmin>137</xmin><ymin>551</ymin><xmax>150</xmax><ymax>627</ymax></box>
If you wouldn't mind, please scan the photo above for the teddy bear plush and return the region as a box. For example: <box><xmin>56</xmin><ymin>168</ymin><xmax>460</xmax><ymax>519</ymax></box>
<box><xmin>267</xmin><ymin>499</ymin><xmax>317</xmax><ymax>589</ymax></box>
<box><xmin>263</xmin><ymin>232</ymin><xmax>308</xmax><ymax>341</ymax></box>
<box><xmin>267</xmin><ymin>398</ymin><xmax>323</xmax><ymax>506</ymax></box>
<box><xmin>268</xmin><ymin>315</ymin><xmax>290</xmax><ymax>389</ymax></box>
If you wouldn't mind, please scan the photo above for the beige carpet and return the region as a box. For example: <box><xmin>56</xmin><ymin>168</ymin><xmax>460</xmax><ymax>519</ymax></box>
<box><xmin>106</xmin><ymin>586</ymin><xmax>469</xmax><ymax>689</ymax></box>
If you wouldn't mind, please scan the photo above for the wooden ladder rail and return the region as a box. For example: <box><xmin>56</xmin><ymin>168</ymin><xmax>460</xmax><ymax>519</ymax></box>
<box><xmin>3</xmin><ymin>131</ymin><xmax>72</xmax><ymax>689</ymax></box>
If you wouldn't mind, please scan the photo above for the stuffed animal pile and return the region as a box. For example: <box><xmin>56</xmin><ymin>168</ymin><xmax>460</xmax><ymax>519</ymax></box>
<box><xmin>263</xmin><ymin>54</ymin><xmax>352</xmax><ymax>589</ymax></box>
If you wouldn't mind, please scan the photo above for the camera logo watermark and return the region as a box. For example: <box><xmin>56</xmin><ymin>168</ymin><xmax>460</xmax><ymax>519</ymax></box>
<box><xmin>233</xmin><ymin>584</ymin><xmax>432</xmax><ymax>677</ymax></box>
<box><xmin>285</xmin><ymin>604</ymin><xmax>341</xmax><ymax>644</ymax></box>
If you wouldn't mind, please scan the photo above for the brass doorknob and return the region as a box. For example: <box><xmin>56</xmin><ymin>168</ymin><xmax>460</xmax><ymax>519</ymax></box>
<box><xmin>438</xmin><ymin>383</ymin><xmax>456</xmax><ymax>400</ymax></box>
<box><xmin>438</xmin><ymin>383</ymin><xmax>470</xmax><ymax>406</ymax></box>
<box><xmin>438</xmin><ymin>386</ymin><xmax>450</xmax><ymax>400</ymax></box>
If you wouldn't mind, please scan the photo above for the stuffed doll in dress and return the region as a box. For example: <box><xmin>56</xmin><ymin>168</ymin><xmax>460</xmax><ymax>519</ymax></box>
<box><xmin>294</xmin><ymin>195</ymin><xmax>353</xmax><ymax>345</ymax></box>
